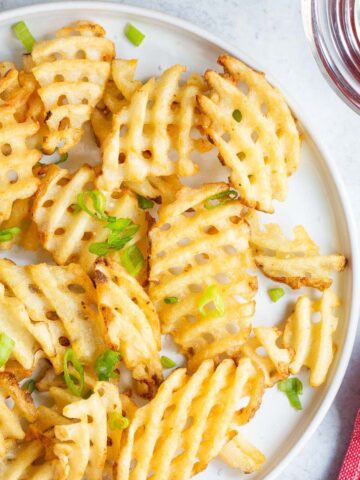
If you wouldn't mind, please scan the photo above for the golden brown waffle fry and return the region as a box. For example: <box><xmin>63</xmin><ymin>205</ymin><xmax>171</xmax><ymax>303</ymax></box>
<box><xmin>0</xmin><ymin>258</ymin><xmax>105</xmax><ymax>373</ymax></box>
<box><xmin>283</xmin><ymin>289</ymin><xmax>340</xmax><ymax>387</ymax></box>
<box><xmin>219</xmin><ymin>432</ymin><xmax>265</xmax><ymax>474</ymax></box>
<box><xmin>125</xmin><ymin>175</ymin><xmax>182</xmax><ymax>204</ymax></box>
<box><xmin>32</xmin><ymin>164</ymin><xmax>148</xmax><ymax>277</ymax></box>
<box><xmin>116</xmin><ymin>358</ymin><xmax>263</xmax><ymax>480</ymax></box>
<box><xmin>197</xmin><ymin>55</ymin><xmax>301</xmax><ymax>213</ymax></box>
<box><xmin>149</xmin><ymin>183</ymin><xmax>257</xmax><ymax>370</ymax></box>
<box><xmin>31</xmin><ymin>21</ymin><xmax>114</xmax><ymax>154</ymax></box>
<box><xmin>0</xmin><ymin>106</ymin><xmax>41</xmax><ymax>223</ymax></box>
<box><xmin>94</xmin><ymin>258</ymin><xmax>162</xmax><ymax>398</ymax></box>
<box><xmin>98</xmin><ymin>66</ymin><xmax>207</xmax><ymax>191</ymax></box>
<box><xmin>0</xmin><ymin>372</ymin><xmax>36</xmax><ymax>459</ymax></box>
<box><xmin>249</xmin><ymin>212</ymin><xmax>346</xmax><ymax>290</ymax></box>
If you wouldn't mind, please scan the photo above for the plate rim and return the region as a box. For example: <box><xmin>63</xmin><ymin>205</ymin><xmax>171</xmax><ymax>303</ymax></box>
<box><xmin>0</xmin><ymin>2</ymin><xmax>359</xmax><ymax>478</ymax></box>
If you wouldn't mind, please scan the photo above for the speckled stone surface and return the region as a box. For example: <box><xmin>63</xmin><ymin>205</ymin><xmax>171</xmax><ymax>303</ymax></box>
<box><xmin>0</xmin><ymin>1</ymin><xmax>359</xmax><ymax>478</ymax></box>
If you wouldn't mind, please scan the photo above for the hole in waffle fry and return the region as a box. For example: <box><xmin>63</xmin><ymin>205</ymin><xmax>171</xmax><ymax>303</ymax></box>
<box><xmin>223</xmin><ymin>245</ymin><xmax>237</xmax><ymax>255</ymax></box>
<box><xmin>215</xmin><ymin>273</ymin><xmax>230</xmax><ymax>284</ymax></box>
<box><xmin>261</xmin><ymin>102</ymin><xmax>269</xmax><ymax>115</ymax></box>
<box><xmin>57</xmin><ymin>95</ymin><xmax>69</xmax><ymax>106</ymax></box>
<box><xmin>202</xmin><ymin>332</ymin><xmax>215</xmax><ymax>344</ymax></box>
<box><xmin>171</xmin><ymin>100</ymin><xmax>180</xmax><ymax>111</ymax></box>
<box><xmin>130</xmin><ymin>459</ymin><xmax>137</xmax><ymax>471</ymax></box>
<box><xmin>119</xmin><ymin>153</ymin><xmax>126</xmax><ymax>164</ymax></box>
<box><xmin>157</xmin><ymin>250</ymin><xmax>166</xmax><ymax>258</ymax></box>
<box><xmin>169</xmin><ymin>266</ymin><xmax>184</xmax><ymax>276</ymax></box>
<box><xmin>177</xmin><ymin>237</ymin><xmax>191</xmax><ymax>247</ymax></box>
<box><xmin>28</xmin><ymin>284</ymin><xmax>41</xmax><ymax>294</ymax></box>
<box><xmin>120</xmin><ymin>125</ymin><xmax>128</xmax><ymax>137</ymax></box>
<box><xmin>183</xmin><ymin>416</ymin><xmax>194</xmax><ymax>430</ymax></box>
<box><xmin>111</xmin><ymin>191</ymin><xmax>122</xmax><ymax>199</ymax></box>
<box><xmin>190</xmin><ymin>127</ymin><xmax>201</xmax><ymax>139</ymax></box>
<box><xmin>57</xmin><ymin>177</ymin><xmax>70</xmax><ymax>186</ymax></box>
<box><xmin>54</xmin><ymin>74</ymin><xmax>64</xmax><ymax>82</ymax></box>
<box><xmin>237</xmin><ymin>151</ymin><xmax>246</xmax><ymax>160</ymax></box>
<box><xmin>238</xmin><ymin>80</ymin><xmax>249</xmax><ymax>95</ymax></box>
<box><xmin>81</xmin><ymin>231</ymin><xmax>93</xmax><ymax>241</ymax></box>
<box><xmin>251</xmin><ymin>131</ymin><xmax>259</xmax><ymax>143</ymax></box>
<box><xmin>107</xmin><ymin>437</ymin><xmax>112</xmax><ymax>446</ymax></box>
<box><xmin>174</xmin><ymin>447</ymin><xmax>185</xmax><ymax>458</ymax></box>
<box><xmin>59</xmin><ymin>117</ymin><xmax>70</xmax><ymax>130</ymax></box>
<box><xmin>59</xmin><ymin>336</ymin><xmax>70</xmax><ymax>346</ymax></box>
<box><xmin>82</xmin><ymin>76</ymin><xmax>89</xmax><ymax>82</ymax></box>
<box><xmin>189</xmin><ymin>283</ymin><xmax>202</xmax><ymax>293</ymax></box>
<box><xmin>81</xmin><ymin>98</ymin><xmax>89</xmax><ymax>105</ymax></box>
<box><xmin>169</xmin><ymin>148</ymin><xmax>179</xmax><ymax>161</ymax></box>
<box><xmin>230</xmin><ymin>216</ymin><xmax>241</xmax><ymax>224</ymax></box>
<box><xmin>68</xmin><ymin>283</ymin><xmax>86</xmax><ymax>294</ymax></box>
<box><xmin>68</xmin><ymin>253</ymin><xmax>80</xmax><ymax>263</ymax></box>
<box><xmin>2</xmin><ymin>143</ymin><xmax>12</xmax><ymax>156</ymax></box>
<box><xmin>204</xmin><ymin>225</ymin><xmax>219</xmax><ymax>235</ymax></box>
<box><xmin>7</xmin><ymin>171</ymin><xmax>18</xmax><ymax>183</ymax></box>
<box><xmin>46</xmin><ymin>311</ymin><xmax>59</xmax><ymax>321</ymax></box>
<box><xmin>160</xmin><ymin>223</ymin><xmax>171</xmax><ymax>231</ymax></box>
<box><xmin>84</xmin><ymin>182</ymin><xmax>95</xmax><ymax>191</ymax></box>
<box><xmin>312</xmin><ymin>312</ymin><xmax>321</xmax><ymax>324</ymax></box>
<box><xmin>76</xmin><ymin>50</ymin><xmax>86</xmax><ymax>59</ymax></box>
<box><xmin>248</xmin><ymin>175</ymin><xmax>256</xmax><ymax>185</ymax></box>
<box><xmin>185</xmin><ymin>315</ymin><xmax>197</xmax><ymax>323</ymax></box>
<box><xmin>87</xmin><ymin>415</ymin><xmax>94</xmax><ymax>423</ymax></box>
<box><xmin>226</xmin><ymin>323</ymin><xmax>240</xmax><ymax>334</ymax></box>
<box><xmin>43</xmin><ymin>200</ymin><xmax>54</xmax><ymax>208</ymax></box>
<box><xmin>256</xmin><ymin>347</ymin><xmax>267</xmax><ymax>357</ymax></box>
<box><xmin>142</xmin><ymin>150</ymin><xmax>152</xmax><ymax>159</ymax></box>
<box><xmin>182</xmin><ymin>208</ymin><xmax>196</xmax><ymax>217</ymax></box>
<box><xmin>276</xmin><ymin>128</ymin><xmax>283</xmax><ymax>137</ymax></box>
<box><xmin>54</xmin><ymin>227</ymin><xmax>65</xmax><ymax>235</ymax></box>
<box><xmin>195</xmin><ymin>253</ymin><xmax>210</xmax><ymax>264</ymax></box>
<box><xmin>221</xmin><ymin>132</ymin><xmax>231</xmax><ymax>142</ymax></box>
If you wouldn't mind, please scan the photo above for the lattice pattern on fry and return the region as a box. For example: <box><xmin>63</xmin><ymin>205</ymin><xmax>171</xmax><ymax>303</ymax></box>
<box><xmin>94</xmin><ymin>258</ymin><xmax>162</xmax><ymax>398</ymax></box>
<box><xmin>0</xmin><ymin>258</ymin><xmax>105</xmax><ymax>373</ymax></box>
<box><xmin>219</xmin><ymin>432</ymin><xmax>265</xmax><ymax>474</ymax></box>
<box><xmin>116</xmin><ymin>358</ymin><xmax>263</xmax><ymax>480</ymax></box>
<box><xmin>249</xmin><ymin>212</ymin><xmax>347</xmax><ymax>290</ymax></box>
<box><xmin>283</xmin><ymin>289</ymin><xmax>340</xmax><ymax>387</ymax></box>
<box><xmin>98</xmin><ymin>66</ymin><xmax>208</xmax><ymax>191</ymax></box>
<box><xmin>0</xmin><ymin>372</ymin><xmax>36</xmax><ymax>459</ymax></box>
<box><xmin>0</xmin><ymin>106</ymin><xmax>41</xmax><ymax>223</ymax></box>
<box><xmin>31</xmin><ymin>21</ymin><xmax>114</xmax><ymax>154</ymax></box>
<box><xmin>150</xmin><ymin>183</ymin><xmax>257</xmax><ymax>369</ymax></box>
<box><xmin>32</xmin><ymin>164</ymin><xmax>148</xmax><ymax>277</ymax></box>
<box><xmin>197</xmin><ymin>55</ymin><xmax>301</xmax><ymax>213</ymax></box>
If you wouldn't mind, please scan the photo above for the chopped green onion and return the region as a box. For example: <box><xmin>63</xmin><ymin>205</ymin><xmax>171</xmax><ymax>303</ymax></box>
<box><xmin>198</xmin><ymin>285</ymin><xmax>225</xmax><ymax>317</ymax></box>
<box><xmin>278</xmin><ymin>377</ymin><xmax>303</xmax><ymax>410</ymax></box>
<box><xmin>89</xmin><ymin>241</ymin><xmax>110</xmax><ymax>256</ymax></box>
<box><xmin>0</xmin><ymin>227</ymin><xmax>21</xmax><ymax>243</ymax></box>
<box><xmin>54</xmin><ymin>153</ymin><xmax>68</xmax><ymax>165</ymax></box>
<box><xmin>0</xmin><ymin>333</ymin><xmax>15</xmax><ymax>368</ymax></box>
<box><xmin>94</xmin><ymin>349</ymin><xmax>121</xmax><ymax>381</ymax></box>
<box><xmin>22</xmin><ymin>379</ymin><xmax>36</xmax><ymax>394</ymax></box>
<box><xmin>12</xmin><ymin>21</ymin><xmax>35</xmax><ymax>52</ymax></box>
<box><xmin>164</xmin><ymin>296</ymin><xmax>178</xmax><ymax>304</ymax></box>
<box><xmin>160</xmin><ymin>355</ymin><xmax>176</xmax><ymax>369</ymax></box>
<box><xmin>75</xmin><ymin>190</ymin><xmax>108</xmax><ymax>221</ymax></box>
<box><xmin>109</xmin><ymin>411</ymin><xmax>129</xmax><ymax>430</ymax></box>
<box><xmin>105</xmin><ymin>218</ymin><xmax>132</xmax><ymax>232</ymax></box>
<box><xmin>89</xmin><ymin>219</ymin><xmax>139</xmax><ymax>256</ymax></box>
<box><xmin>204</xmin><ymin>189</ymin><xmax>238</xmax><ymax>209</ymax></box>
<box><xmin>232</xmin><ymin>109</ymin><xmax>242</xmax><ymax>122</ymax></box>
<box><xmin>125</xmin><ymin>23</ymin><xmax>145</xmax><ymax>47</ymax></box>
<box><xmin>63</xmin><ymin>348</ymin><xmax>84</xmax><ymax>397</ymax></box>
<box><xmin>268</xmin><ymin>287</ymin><xmax>285</xmax><ymax>303</ymax></box>
<box><xmin>120</xmin><ymin>245</ymin><xmax>144</xmax><ymax>276</ymax></box>
<box><xmin>138</xmin><ymin>195</ymin><xmax>154</xmax><ymax>210</ymax></box>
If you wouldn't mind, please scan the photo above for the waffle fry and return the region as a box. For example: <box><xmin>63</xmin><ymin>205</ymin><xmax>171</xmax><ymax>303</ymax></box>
<box><xmin>0</xmin><ymin>258</ymin><xmax>105</xmax><ymax>373</ymax></box>
<box><xmin>0</xmin><ymin>372</ymin><xmax>36</xmax><ymax>458</ymax></box>
<box><xmin>197</xmin><ymin>55</ymin><xmax>300</xmax><ymax>212</ymax></box>
<box><xmin>0</xmin><ymin>106</ymin><xmax>41</xmax><ymax>223</ymax></box>
<box><xmin>98</xmin><ymin>66</ymin><xmax>207</xmax><ymax>191</ymax></box>
<box><xmin>94</xmin><ymin>258</ymin><xmax>162</xmax><ymax>398</ymax></box>
<box><xmin>150</xmin><ymin>183</ymin><xmax>257</xmax><ymax>369</ymax></box>
<box><xmin>283</xmin><ymin>289</ymin><xmax>340</xmax><ymax>387</ymax></box>
<box><xmin>31</xmin><ymin>21</ymin><xmax>114</xmax><ymax>154</ymax></box>
<box><xmin>219</xmin><ymin>432</ymin><xmax>265</xmax><ymax>474</ymax></box>
<box><xmin>249</xmin><ymin>213</ymin><xmax>346</xmax><ymax>290</ymax></box>
<box><xmin>32</xmin><ymin>164</ymin><xmax>148</xmax><ymax>277</ymax></box>
<box><xmin>116</xmin><ymin>358</ymin><xmax>263</xmax><ymax>480</ymax></box>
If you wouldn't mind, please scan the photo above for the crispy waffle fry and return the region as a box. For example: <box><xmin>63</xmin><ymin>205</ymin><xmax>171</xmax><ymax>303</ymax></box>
<box><xmin>94</xmin><ymin>258</ymin><xmax>162</xmax><ymax>397</ymax></box>
<box><xmin>31</xmin><ymin>21</ymin><xmax>114</xmax><ymax>154</ymax></box>
<box><xmin>219</xmin><ymin>432</ymin><xmax>265</xmax><ymax>474</ymax></box>
<box><xmin>0</xmin><ymin>259</ymin><xmax>105</xmax><ymax>372</ymax></box>
<box><xmin>249</xmin><ymin>212</ymin><xmax>346</xmax><ymax>290</ymax></box>
<box><xmin>150</xmin><ymin>183</ymin><xmax>257</xmax><ymax>370</ymax></box>
<box><xmin>32</xmin><ymin>164</ymin><xmax>148</xmax><ymax>277</ymax></box>
<box><xmin>283</xmin><ymin>289</ymin><xmax>340</xmax><ymax>387</ymax></box>
<box><xmin>116</xmin><ymin>358</ymin><xmax>263</xmax><ymax>480</ymax></box>
<box><xmin>197</xmin><ymin>55</ymin><xmax>301</xmax><ymax>212</ymax></box>
<box><xmin>98</xmin><ymin>66</ymin><xmax>207</xmax><ymax>190</ymax></box>
<box><xmin>0</xmin><ymin>106</ymin><xmax>41</xmax><ymax>223</ymax></box>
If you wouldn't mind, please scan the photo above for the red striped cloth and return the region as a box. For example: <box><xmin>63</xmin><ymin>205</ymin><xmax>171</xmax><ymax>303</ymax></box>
<box><xmin>338</xmin><ymin>410</ymin><xmax>360</xmax><ymax>480</ymax></box>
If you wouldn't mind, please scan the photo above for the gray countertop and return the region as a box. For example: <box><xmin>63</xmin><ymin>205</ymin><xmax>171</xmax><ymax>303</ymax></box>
<box><xmin>1</xmin><ymin>0</ymin><xmax>359</xmax><ymax>478</ymax></box>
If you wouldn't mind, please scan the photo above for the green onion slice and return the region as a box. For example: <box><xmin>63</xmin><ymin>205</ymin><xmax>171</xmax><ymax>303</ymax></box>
<box><xmin>204</xmin><ymin>189</ymin><xmax>238</xmax><ymax>209</ymax></box>
<box><xmin>54</xmin><ymin>153</ymin><xmax>68</xmax><ymax>165</ymax></box>
<box><xmin>164</xmin><ymin>296</ymin><xmax>178</xmax><ymax>304</ymax></box>
<box><xmin>268</xmin><ymin>287</ymin><xmax>285</xmax><ymax>303</ymax></box>
<box><xmin>232</xmin><ymin>109</ymin><xmax>242</xmax><ymax>122</ymax></box>
<box><xmin>12</xmin><ymin>21</ymin><xmax>35</xmax><ymax>52</ymax></box>
<box><xmin>109</xmin><ymin>411</ymin><xmax>130</xmax><ymax>430</ymax></box>
<box><xmin>75</xmin><ymin>190</ymin><xmax>108</xmax><ymax>221</ymax></box>
<box><xmin>22</xmin><ymin>379</ymin><xmax>36</xmax><ymax>394</ymax></box>
<box><xmin>120</xmin><ymin>244</ymin><xmax>144</xmax><ymax>276</ymax></box>
<box><xmin>125</xmin><ymin>23</ymin><xmax>145</xmax><ymax>47</ymax></box>
<box><xmin>138</xmin><ymin>195</ymin><xmax>154</xmax><ymax>210</ymax></box>
<box><xmin>0</xmin><ymin>333</ymin><xmax>15</xmax><ymax>368</ymax></box>
<box><xmin>198</xmin><ymin>285</ymin><xmax>225</xmax><ymax>317</ymax></box>
<box><xmin>63</xmin><ymin>348</ymin><xmax>84</xmax><ymax>397</ymax></box>
<box><xmin>160</xmin><ymin>355</ymin><xmax>176</xmax><ymax>369</ymax></box>
<box><xmin>277</xmin><ymin>377</ymin><xmax>303</xmax><ymax>410</ymax></box>
<box><xmin>0</xmin><ymin>227</ymin><xmax>21</xmax><ymax>243</ymax></box>
<box><xmin>89</xmin><ymin>241</ymin><xmax>110</xmax><ymax>256</ymax></box>
<box><xmin>94</xmin><ymin>349</ymin><xmax>121</xmax><ymax>381</ymax></box>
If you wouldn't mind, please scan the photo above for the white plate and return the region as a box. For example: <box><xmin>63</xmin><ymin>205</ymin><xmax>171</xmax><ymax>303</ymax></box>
<box><xmin>0</xmin><ymin>2</ymin><xmax>358</xmax><ymax>479</ymax></box>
